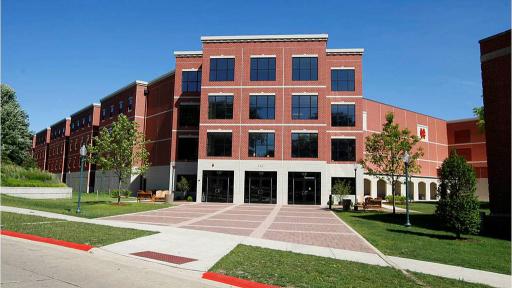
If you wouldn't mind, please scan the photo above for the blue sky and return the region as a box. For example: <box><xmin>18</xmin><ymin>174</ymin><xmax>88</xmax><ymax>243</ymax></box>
<box><xmin>2</xmin><ymin>0</ymin><xmax>510</xmax><ymax>132</ymax></box>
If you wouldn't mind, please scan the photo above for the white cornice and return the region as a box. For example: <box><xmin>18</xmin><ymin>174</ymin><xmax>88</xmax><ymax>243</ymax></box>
<box><xmin>174</xmin><ymin>50</ymin><xmax>203</xmax><ymax>57</ymax></box>
<box><xmin>100</xmin><ymin>81</ymin><xmax>148</xmax><ymax>102</ymax></box>
<box><xmin>326</xmin><ymin>48</ymin><xmax>364</xmax><ymax>55</ymax></box>
<box><xmin>201</xmin><ymin>34</ymin><xmax>328</xmax><ymax>43</ymax></box>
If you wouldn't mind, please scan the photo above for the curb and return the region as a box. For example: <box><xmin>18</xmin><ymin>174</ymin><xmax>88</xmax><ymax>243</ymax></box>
<box><xmin>202</xmin><ymin>272</ymin><xmax>280</xmax><ymax>288</ymax></box>
<box><xmin>0</xmin><ymin>230</ymin><xmax>94</xmax><ymax>251</ymax></box>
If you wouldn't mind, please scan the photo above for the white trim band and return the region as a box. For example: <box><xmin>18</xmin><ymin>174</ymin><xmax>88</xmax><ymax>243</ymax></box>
<box><xmin>210</xmin><ymin>55</ymin><xmax>236</xmax><ymax>59</ymax></box>
<box><xmin>331</xmin><ymin>66</ymin><xmax>355</xmax><ymax>70</ymax></box>
<box><xmin>206</xmin><ymin>129</ymin><xmax>232</xmax><ymax>133</ymax></box>
<box><xmin>291</xmin><ymin>130</ymin><xmax>318</xmax><ymax>133</ymax></box>
<box><xmin>250</xmin><ymin>55</ymin><xmax>276</xmax><ymax>58</ymax></box>
<box><xmin>331</xmin><ymin>135</ymin><xmax>356</xmax><ymax>139</ymax></box>
<box><xmin>248</xmin><ymin>129</ymin><xmax>275</xmax><ymax>133</ymax></box>
<box><xmin>292</xmin><ymin>54</ymin><xmax>318</xmax><ymax>57</ymax></box>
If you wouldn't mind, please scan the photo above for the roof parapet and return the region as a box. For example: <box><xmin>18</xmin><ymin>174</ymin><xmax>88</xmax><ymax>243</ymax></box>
<box><xmin>201</xmin><ymin>34</ymin><xmax>328</xmax><ymax>43</ymax></box>
<box><xmin>174</xmin><ymin>51</ymin><xmax>203</xmax><ymax>57</ymax></box>
<box><xmin>326</xmin><ymin>48</ymin><xmax>364</xmax><ymax>55</ymax></box>
<box><xmin>100</xmin><ymin>81</ymin><xmax>148</xmax><ymax>102</ymax></box>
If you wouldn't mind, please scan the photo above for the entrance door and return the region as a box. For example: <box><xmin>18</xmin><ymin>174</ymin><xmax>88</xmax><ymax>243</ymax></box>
<box><xmin>202</xmin><ymin>171</ymin><xmax>234</xmax><ymax>203</ymax></box>
<box><xmin>288</xmin><ymin>172</ymin><xmax>321</xmax><ymax>205</ymax></box>
<box><xmin>244</xmin><ymin>171</ymin><xmax>277</xmax><ymax>204</ymax></box>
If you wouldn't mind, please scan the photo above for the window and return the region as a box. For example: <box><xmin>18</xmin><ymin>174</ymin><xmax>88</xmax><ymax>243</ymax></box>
<box><xmin>127</xmin><ymin>96</ymin><xmax>133</xmax><ymax>111</ymax></box>
<box><xmin>208</xmin><ymin>95</ymin><xmax>233</xmax><ymax>119</ymax></box>
<box><xmin>331</xmin><ymin>69</ymin><xmax>355</xmax><ymax>91</ymax></box>
<box><xmin>177</xmin><ymin>137</ymin><xmax>198</xmax><ymax>161</ymax></box>
<box><xmin>331</xmin><ymin>104</ymin><xmax>355</xmax><ymax>126</ymax></box>
<box><xmin>250</xmin><ymin>95</ymin><xmax>275</xmax><ymax>119</ymax></box>
<box><xmin>250</xmin><ymin>58</ymin><xmax>276</xmax><ymax>81</ymax></box>
<box><xmin>179</xmin><ymin>104</ymin><xmax>200</xmax><ymax>127</ymax></box>
<box><xmin>109</xmin><ymin>105</ymin><xmax>115</xmax><ymax>117</ymax></box>
<box><xmin>331</xmin><ymin>138</ymin><xmax>356</xmax><ymax>161</ymax></box>
<box><xmin>88</xmin><ymin>114</ymin><xmax>92</xmax><ymax>125</ymax></box>
<box><xmin>119</xmin><ymin>101</ymin><xmax>124</xmax><ymax>113</ymax></box>
<box><xmin>292</xmin><ymin>95</ymin><xmax>318</xmax><ymax>119</ymax></box>
<box><xmin>292</xmin><ymin>57</ymin><xmax>318</xmax><ymax>81</ymax></box>
<box><xmin>292</xmin><ymin>133</ymin><xmax>318</xmax><ymax>158</ymax></box>
<box><xmin>101</xmin><ymin>108</ymin><xmax>106</xmax><ymax>120</ymax></box>
<box><xmin>248</xmin><ymin>133</ymin><xmax>275</xmax><ymax>157</ymax></box>
<box><xmin>207</xmin><ymin>132</ymin><xmax>232</xmax><ymax>157</ymax></box>
<box><xmin>209</xmin><ymin>58</ymin><xmax>235</xmax><ymax>81</ymax></box>
<box><xmin>182</xmin><ymin>70</ymin><xmax>202</xmax><ymax>93</ymax></box>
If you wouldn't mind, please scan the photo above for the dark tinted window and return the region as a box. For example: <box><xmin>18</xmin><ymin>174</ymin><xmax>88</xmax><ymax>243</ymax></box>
<box><xmin>331</xmin><ymin>104</ymin><xmax>355</xmax><ymax>126</ymax></box>
<box><xmin>331</xmin><ymin>69</ymin><xmax>355</xmax><ymax>91</ymax></box>
<box><xmin>248</xmin><ymin>133</ymin><xmax>275</xmax><ymax>157</ymax></box>
<box><xmin>291</xmin><ymin>133</ymin><xmax>318</xmax><ymax>158</ymax></box>
<box><xmin>207</xmin><ymin>132</ymin><xmax>232</xmax><ymax>157</ymax></box>
<box><xmin>292</xmin><ymin>95</ymin><xmax>318</xmax><ymax>120</ymax></box>
<box><xmin>208</xmin><ymin>95</ymin><xmax>233</xmax><ymax>119</ymax></box>
<box><xmin>182</xmin><ymin>70</ymin><xmax>202</xmax><ymax>93</ymax></box>
<box><xmin>250</xmin><ymin>58</ymin><xmax>276</xmax><ymax>81</ymax></box>
<box><xmin>179</xmin><ymin>104</ymin><xmax>200</xmax><ymax>127</ymax></box>
<box><xmin>331</xmin><ymin>139</ymin><xmax>356</xmax><ymax>161</ymax></box>
<box><xmin>110</xmin><ymin>105</ymin><xmax>115</xmax><ymax>117</ymax></box>
<box><xmin>128</xmin><ymin>97</ymin><xmax>133</xmax><ymax>111</ymax></box>
<box><xmin>209</xmin><ymin>58</ymin><xmax>235</xmax><ymax>81</ymax></box>
<box><xmin>177</xmin><ymin>137</ymin><xmax>198</xmax><ymax>161</ymax></box>
<box><xmin>249</xmin><ymin>95</ymin><xmax>275</xmax><ymax>119</ymax></box>
<box><xmin>292</xmin><ymin>57</ymin><xmax>318</xmax><ymax>81</ymax></box>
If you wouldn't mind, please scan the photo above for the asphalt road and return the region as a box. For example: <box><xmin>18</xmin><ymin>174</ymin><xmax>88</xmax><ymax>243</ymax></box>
<box><xmin>1</xmin><ymin>236</ymin><xmax>224</xmax><ymax>288</ymax></box>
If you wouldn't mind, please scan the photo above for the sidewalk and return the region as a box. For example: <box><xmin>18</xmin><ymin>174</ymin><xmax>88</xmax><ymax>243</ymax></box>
<box><xmin>1</xmin><ymin>205</ymin><xmax>510</xmax><ymax>288</ymax></box>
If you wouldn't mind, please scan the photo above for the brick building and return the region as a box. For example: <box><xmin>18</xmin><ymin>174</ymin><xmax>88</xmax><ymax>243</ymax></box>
<box><xmin>47</xmin><ymin>118</ymin><xmax>70</xmax><ymax>182</ymax></box>
<box><xmin>33</xmin><ymin>128</ymin><xmax>51</xmax><ymax>171</ymax></box>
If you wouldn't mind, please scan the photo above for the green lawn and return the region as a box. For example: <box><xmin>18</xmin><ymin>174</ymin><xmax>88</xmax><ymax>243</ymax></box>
<box><xmin>395</xmin><ymin>202</ymin><xmax>491</xmax><ymax>215</ymax></box>
<box><xmin>0</xmin><ymin>192</ymin><xmax>170</xmax><ymax>218</ymax></box>
<box><xmin>337</xmin><ymin>210</ymin><xmax>511</xmax><ymax>274</ymax></box>
<box><xmin>210</xmin><ymin>245</ymin><xmax>490</xmax><ymax>288</ymax></box>
<box><xmin>0</xmin><ymin>212</ymin><xmax>155</xmax><ymax>246</ymax></box>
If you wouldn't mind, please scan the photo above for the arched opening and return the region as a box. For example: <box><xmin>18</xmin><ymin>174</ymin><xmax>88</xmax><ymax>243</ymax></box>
<box><xmin>418</xmin><ymin>182</ymin><xmax>426</xmax><ymax>200</ymax></box>
<box><xmin>407</xmin><ymin>181</ymin><xmax>415</xmax><ymax>200</ymax></box>
<box><xmin>364</xmin><ymin>179</ymin><xmax>371</xmax><ymax>196</ymax></box>
<box><xmin>377</xmin><ymin>179</ymin><xmax>386</xmax><ymax>199</ymax></box>
<box><xmin>430</xmin><ymin>182</ymin><xmax>438</xmax><ymax>200</ymax></box>
<box><xmin>394</xmin><ymin>180</ymin><xmax>402</xmax><ymax>196</ymax></box>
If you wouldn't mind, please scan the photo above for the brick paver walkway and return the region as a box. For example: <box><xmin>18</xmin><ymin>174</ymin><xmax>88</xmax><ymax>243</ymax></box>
<box><xmin>105</xmin><ymin>203</ymin><xmax>374</xmax><ymax>253</ymax></box>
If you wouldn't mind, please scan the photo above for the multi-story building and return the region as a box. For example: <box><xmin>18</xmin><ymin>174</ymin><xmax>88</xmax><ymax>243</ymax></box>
<box><xmin>33</xmin><ymin>128</ymin><xmax>51</xmax><ymax>171</ymax></box>
<box><xmin>47</xmin><ymin>118</ymin><xmax>70</xmax><ymax>182</ymax></box>
<box><xmin>66</xmin><ymin>103</ymin><xmax>101</xmax><ymax>192</ymax></box>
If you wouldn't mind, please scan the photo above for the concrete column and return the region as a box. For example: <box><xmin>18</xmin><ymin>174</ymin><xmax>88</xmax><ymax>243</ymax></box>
<box><xmin>370</xmin><ymin>178</ymin><xmax>378</xmax><ymax>198</ymax></box>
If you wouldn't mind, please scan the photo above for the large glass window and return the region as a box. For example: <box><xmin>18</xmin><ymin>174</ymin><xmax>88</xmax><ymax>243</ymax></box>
<box><xmin>250</xmin><ymin>95</ymin><xmax>275</xmax><ymax>119</ymax></box>
<box><xmin>331</xmin><ymin>104</ymin><xmax>355</xmax><ymax>126</ymax></box>
<box><xmin>292</xmin><ymin>95</ymin><xmax>318</xmax><ymax>120</ymax></box>
<box><xmin>207</xmin><ymin>132</ymin><xmax>232</xmax><ymax>157</ymax></box>
<box><xmin>209</xmin><ymin>58</ymin><xmax>235</xmax><ymax>81</ymax></box>
<box><xmin>208</xmin><ymin>95</ymin><xmax>233</xmax><ymax>119</ymax></box>
<box><xmin>331</xmin><ymin>138</ymin><xmax>356</xmax><ymax>161</ymax></box>
<box><xmin>291</xmin><ymin>133</ymin><xmax>318</xmax><ymax>158</ymax></box>
<box><xmin>250</xmin><ymin>57</ymin><xmax>276</xmax><ymax>81</ymax></box>
<box><xmin>179</xmin><ymin>104</ymin><xmax>200</xmax><ymax>127</ymax></box>
<box><xmin>248</xmin><ymin>133</ymin><xmax>275</xmax><ymax>157</ymax></box>
<box><xmin>331</xmin><ymin>69</ymin><xmax>355</xmax><ymax>91</ymax></box>
<box><xmin>182</xmin><ymin>70</ymin><xmax>202</xmax><ymax>93</ymax></box>
<box><xmin>292</xmin><ymin>57</ymin><xmax>318</xmax><ymax>81</ymax></box>
<box><xmin>177</xmin><ymin>137</ymin><xmax>198</xmax><ymax>161</ymax></box>
<box><xmin>127</xmin><ymin>96</ymin><xmax>133</xmax><ymax>111</ymax></box>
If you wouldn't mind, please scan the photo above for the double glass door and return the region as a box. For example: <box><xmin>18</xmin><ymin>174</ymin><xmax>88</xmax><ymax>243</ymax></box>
<box><xmin>244</xmin><ymin>171</ymin><xmax>277</xmax><ymax>204</ymax></box>
<box><xmin>202</xmin><ymin>171</ymin><xmax>234</xmax><ymax>203</ymax></box>
<box><xmin>288</xmin><ymin>172</ymin><xmax>321</xmax><ymax>205</ymax></box>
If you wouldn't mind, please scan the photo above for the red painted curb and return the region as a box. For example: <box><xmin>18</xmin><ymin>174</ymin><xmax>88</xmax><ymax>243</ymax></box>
<box><xmin>202</xmin><ymin>272</ymin><xmax>280</xmax><ymax>288</ymax></box>
<box><xmin>0</xmin><ymin>230</ymin><xmax>94</xmax><ymax>251</ymax></box>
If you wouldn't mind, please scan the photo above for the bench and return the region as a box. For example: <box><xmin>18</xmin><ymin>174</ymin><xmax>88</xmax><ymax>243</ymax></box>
<box><xmin>152</xmin><ymin>190</ymin><xmax>170</xmax><ymax>202</ymax></box>
<box><xmin>363</xmin><ymin>197</ymin><xmax>382</xmax><ymax>210</ymax></box>
<box><xmin>137</xmin><ymin>190</ymin><xmax>153</xmax><ymax>202</ymax></box>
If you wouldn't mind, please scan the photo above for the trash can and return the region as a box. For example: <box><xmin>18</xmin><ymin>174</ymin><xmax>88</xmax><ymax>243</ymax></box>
<box><xmin>342</xmin><ymin>199</ymin><xmax>352</xmax><ymax>211</ymax></box>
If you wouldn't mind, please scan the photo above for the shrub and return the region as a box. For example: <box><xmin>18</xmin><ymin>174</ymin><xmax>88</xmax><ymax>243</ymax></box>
<box><xmin>110</xmin><ymin>189</ymin><xmax>130</xmax><ymax>199</ymax></box>
<box><xmin>186</xmin><ymin>195</ymin><xmax>193</xmax><ymax>202</ymax></box>
<box><xmin>435</xmin><ymin>152</ymin><xmax>480</xmax><ymax>239</ymax></box>
<box><xmin>385</xmin><ymin>195</ymin><xmax>406</xmax><ymax>204</ymax></box>
<box><xmin>0</xmin><ymin>164</ymin><xmax>65</xmax><ymax>187</ymax></box>
<box><xmin>176</xmin><ymin>177</ymin><xmax>190</xmax><ymax>194</ymax></box>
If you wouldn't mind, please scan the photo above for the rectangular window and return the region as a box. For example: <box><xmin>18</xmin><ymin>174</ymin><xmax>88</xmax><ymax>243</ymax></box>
<box><xmin>179</xmin><ymin>104</ymin><xmax>200</xmax><ymax>127</ymax></box>
<box><xmin>331</xmin><ymin>69</ymin><xmax>355</xmax><ymax>91</ymax></box>
<box><xmin>127</xmin><ymin>96</ymin><xmax>133</xmax><ymax>111</ymax></box>
<box><xmin>292</xmin><ymin>95</ymin><xmax>318</xmax><ymax>120</ymax></box>
<box><xmin>88</xmin><ymin>114</ymin><xmax>92</xmax><ymax>125</ymax></box>
<box><xmin>207</xmin><ymin>132</ymin><xmax>232</xmax><ymax>157</ymax></box>
<box><xmin>110</xmin><ymin>105</ymin><xmax>115</xmax><ymax>117</ymax></box>
<box><xmin>292</xmin><ymin>57</ymin><xmax>318</xmax><ymax>81</ymax></box>
<box><xmin>248</xmin><ymin>133</ymin><xmax>275</xmax><ymax>157</ymax></box>
<box><xmin>331</xmin><ymin>138</ymin><xmax>356</xmax><ymax>161</ymax></box>
<box><xmin>182</xmin><ymin>70</ymin><xmax>202</xmax><ymax>93</ymax></box>
<box><xmin>331</xmin><ymin>104</ymin><xmax>355</xmax><ymax>126</ymax></box>
<box><xmin>250</xmin><ymin>58</ymin><xmax>276</xmax><ymax>81</ymax></box>
<box><xmin>209</xmin><ymin>58</ymin><xmax>235</xmax><ymax>81</ymax></box>
<box><xmin>101</xmin><ymin>108</ymin><xmax>106</xmax><ymax>120</ymax></box>
<box><xmin>177</xmin><ymin>137</ymin><xmax>199</xmax><ymax>161</ymax></box>
<box><xmin>208</xmin><ymin>95</ymin><xmax>233</xmax><ymax>119</ymax></box>
<box><xmin>249</xmin><ymin>95</ymin><xmax>275</xmax><ymax>119</ymax></box>
<box><xmin>291</xmin><ymin>133</ymin><xmax>318</xmax><ymax>158</ymax></box>
<box><xmin>119</xmin><ymin>101</ymin><xmax>124</xmax><ymax>113</ymax></box>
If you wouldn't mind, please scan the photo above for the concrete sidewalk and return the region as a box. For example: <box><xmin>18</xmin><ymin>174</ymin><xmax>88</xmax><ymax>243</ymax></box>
<box><xmin>1</xmin><ymin>205</ymin><xmax>510</xmax><ymax>288</ymax></box>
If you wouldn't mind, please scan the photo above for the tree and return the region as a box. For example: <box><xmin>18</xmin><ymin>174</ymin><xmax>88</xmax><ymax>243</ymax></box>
<box><xmin>331</xmin><ymin>180</ymin><xmax>352</xmax><ymax>204</ymax></box>
<box><xmin>473</xmin><ymin>106</ymin><xmax>485</xmax><ymax>132</ymax></box>
<box><xmin>1</xmin><ymin>84</ymin><xmax>33</xmax><ymax>166</ymax></box>
<box><xmin>176</xmin><ymin>176</ymin><xmax>191</xmax><ymax>197</ymax></box>
<box><xmin>361</xmin><ymin>112</ymin><xmax>424</xmax><ymax>214</ymax></box>
<box><xmin>87</xmin><ymin>114</ymin><xmax>149</xmax><ymax>203</ymax></box>
<box><xmin>435</xmin><ymin>152</ymin><xmax>480</xmax><ymax>239</ymax></box>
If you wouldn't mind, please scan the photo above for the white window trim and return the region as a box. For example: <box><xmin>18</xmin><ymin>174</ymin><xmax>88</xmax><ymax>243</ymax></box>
<box><xmin>331</xmin><ymin>66</ymin><xmax>355</xmax><ymax>70</ymax></box>
<box><xmin>207</xmin><ymin>129</ymin><xmax>232</xmax><ymax>133</ymax></box>
<box><xmin>292</xmin><ymin>54</ymin><xmax>318</xmax><ymax>57</ymax></box>
<box><xmin>249</xmin><ymin>92</ymin><xmax>276</xmax><ymax>96</ymax></box>
<box><xmin>210</xmin><ymin>55</ymin><xmax>236</xmax><ymax>59</ymax></box>
<box><xmin>331</xmin><ymin>135</ymin><xmax>356</xmax><ymax>139</ymax></box>
<box><xmin>291</xmin><ymin>130</ymin><xmax>318</xmax><ymax>133</ymax></box>
<box><xmin>331</xmin><ymin>101</ymin><xmax>356</xmax><ymax>105</ymax></box>
<box><xmin>208</xmin><ymin>92</ymin><xmax>234</xmax><ymax>96</ymax></box>
<box><xmin>182</xmin><ymin>68</ymin><xmax>200</xmax><ymax>72</ymax></box>
<box><xmin>291</xmin><ymin>92</ymin><xmax>318</xmax><ymax>95</ymax></box>
<box><xmin>326</xmin><ymin>95</ymin><xmax>362</xmax><ymax>98</ymax></box>
<box><xmin>250</xmin><ymin>55</ymin><xmax>276</xmax><ymax>58</ymax></box>
<box><xmin>248</xmin><ymin>129</ymin><xmax>275</xmax><ymax>133</ymax></box>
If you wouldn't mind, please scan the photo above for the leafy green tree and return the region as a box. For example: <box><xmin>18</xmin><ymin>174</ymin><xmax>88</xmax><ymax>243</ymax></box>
<box><xmin>332</xmin><ymin>180</ymin><xmax>352</xmax><ymax>204</ymax></box>
<box><xmin>436</xmin><ymin>152</ymin><xmax>480</xmax><ymax>239</ymax></box>
<box><xmin>176</xmin><ymin>176</ymin><xmax>191</xmax><ymax>197</ymax></box>
<box><xmin>1</xmin><ymin>84</ymin><xmax>33</xmax><ymax>166</ymax></box>
<box><xmin>87</xmin><ymin>114</ymin><xmax>149</xmax><ymax>203</ymax></box>
<box><xmin>473</xmin><ymin>106</ymin><xmax>485</xmax><ymax>132</ymax></box>
<box><xmin>361</xmin><ymin>112</ymin><xmax>424</xmax><ymax>214</ymax></box>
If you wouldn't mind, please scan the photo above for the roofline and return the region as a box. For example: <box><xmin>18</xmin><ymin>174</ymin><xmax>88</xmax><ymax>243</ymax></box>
<box><xmin>363</xmin><ymin>98</ymin><xmax>446</xmax><ymax>122</ymax></box>
<box><xmin>201</xmin><ymin>34</ymin><xmax>329</xmax><ymax>43</ymax></box>
<box><xmin>36</xmin><ymin>127</ymin><xmax>51</xmax><ymax>135</ymax></box>
<box><xmin>326</xmin><ymin>48</ymin><xmax>364</xmax><ymax>55</ymax></box>
<box><xmin>50</xmin><ymin>118</ymin><xmax>71</xmax><ymax>128</ymax></box>
<box><xmin>478</xmin><ymin>29</ymin><xmax>511</xmax><ymax>43</ymax></box>
<box><xmin>100</xmin><ymin>80</ymin><xmax>148</xmax><ymax>102</ymax></box>
<box><xmin>447</xmin><ymin>117</ymin><xmax>478</xmax><ymax>124</ymax></box>
<box><xmin>70</xmin><ymin>103</ymin><xmax>101</xmax><ymax>117</ymax></box>
<box><xmin>174</xmin><ymin>51</ymin><xmax>203</xmax><ymax>57</ymax></box>
<box><xmin>148</xmin><ymin>70</ymin><xmax>175</xmax><ymax>85</ymax></box>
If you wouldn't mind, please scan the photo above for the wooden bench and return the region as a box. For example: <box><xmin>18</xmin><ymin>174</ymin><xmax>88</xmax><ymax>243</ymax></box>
<box><xmin>363</xmin><ymin>197</ymin><xmax>382</xmax><ymax>210</ymax></box>
<box><xmin>137</xmin><ymin>190</ymin><xmax>152</xmax><ymax>202</ymax></box>
<box><xmin>152</xmin><ymin>190</ymin><xmax>169</xmax><ymax>202</ymax></box>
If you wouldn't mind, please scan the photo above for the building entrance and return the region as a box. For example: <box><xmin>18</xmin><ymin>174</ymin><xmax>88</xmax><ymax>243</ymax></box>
<box><xmin>202</xmin><ymin>170</ymin><xmax>234</xmax><ymax>203</ymax></box>
<box><xmin>244</xmin><ymin>171</ymin><xmax>277</xmax><ymax>204</ymax></box>
<box><xmin>288</xmin><ymin>172</ymin><xmax>321</xmax><ymax>205</ymax></box>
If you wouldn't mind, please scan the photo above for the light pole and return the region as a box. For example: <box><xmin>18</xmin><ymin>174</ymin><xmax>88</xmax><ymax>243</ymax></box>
<box><xmin>353</xmin><ymin>163</ymin><xmax>358</xmax><ymax>211</ymax></box>
<box><xmin>77</xmin><ymin>145</ymin><xmax>87</xmax><ymax>214</ymax></box>
<box><xmin>403</xmin><ymin>151</ymin><xmax>411</xmax><ymax>227</ymax></box>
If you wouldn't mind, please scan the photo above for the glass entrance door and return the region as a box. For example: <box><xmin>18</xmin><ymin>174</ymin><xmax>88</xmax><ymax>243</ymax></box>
<box><xmin>288</xmin><ymin>172</ymin><xmax>321</xmax><ymax>205</ymax></box>
<box><xmin>202</xmin><ymin>171</ymin><xmax>234</xmax><ymax>203</ymax></box>
<box><xmin>244</xmin><ymin>171</ymin><xmax>277</xmax><ymax>204</ymax></box>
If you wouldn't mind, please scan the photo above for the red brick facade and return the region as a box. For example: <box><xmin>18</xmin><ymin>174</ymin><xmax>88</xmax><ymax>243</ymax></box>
<box><xmin>47</xmin><ymin>118</ymin><xmax>70</xmax><ymax>181</ymax></box>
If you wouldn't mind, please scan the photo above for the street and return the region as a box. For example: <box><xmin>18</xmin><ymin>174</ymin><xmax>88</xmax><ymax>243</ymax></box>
<box><xmin>1</xmin><ymin>236</ymin><xmax>224</xmax><ymax>288</ymax></box>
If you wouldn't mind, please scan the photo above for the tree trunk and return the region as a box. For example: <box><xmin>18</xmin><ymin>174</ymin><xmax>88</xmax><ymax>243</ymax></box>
<box><xmin>117</xmin><ymin>177</ymin><xmax>122</xmax><ymax>204</ymax></box>
<box><xmin>391</xmin><ymin>180</ymin><xmax>396</xmax><ymax>215</ymax></box>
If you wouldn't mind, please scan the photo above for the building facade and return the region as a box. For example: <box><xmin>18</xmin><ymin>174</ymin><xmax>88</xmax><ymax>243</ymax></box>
<box><xmin>47</xmin><ymin>118</ymin><xmax>70</xmax><ymax>182</ymax></box>
<box><xmin>34</xmin><ymin>128</ymin><xmax>51</xmax><ymax>171</ymax></box>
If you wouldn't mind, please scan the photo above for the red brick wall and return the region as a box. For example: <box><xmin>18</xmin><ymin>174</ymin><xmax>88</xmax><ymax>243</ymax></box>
<box><xmin>447</xmin><ymin>119</ymin><xmax>487</xmax><ymax>178</ymax></box>
<box><xmin>47</xmin><ymin>118</ymin><xmax>70</xmax><ymax>177</ymax></box>
<box><xmin>34</xmin><ymin>128</ymin><xmax>51</xmax><ymax>170</ymax></box>
<box><xmin>68</xmin><ymin>105</ymin><xmax>100</xmax><ymax>172</ymax></box>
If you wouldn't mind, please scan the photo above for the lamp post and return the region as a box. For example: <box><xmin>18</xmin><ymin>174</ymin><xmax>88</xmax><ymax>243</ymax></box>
<box><xmin>353</xmin><ymin>163</ymin><xmax>358</xmax><ymax>211</ymax></box>
<box><xmin>77</xmin><ymin>145</ymin><xmax>87</xmax><ymax>214</ymax></box>
<box><xmin>403</xmin><ymin>151</ymin><xmax>411</xmax><ymax>227</ymax></box>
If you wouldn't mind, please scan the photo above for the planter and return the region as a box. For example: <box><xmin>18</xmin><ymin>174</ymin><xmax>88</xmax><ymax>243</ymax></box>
<box><xmin>342</xmin><ymin>199</ymin><xmax>352</xmax><ymax>211</ymax></box>
<box><xmin>0</xmin><ymin>187</ymin><xmax>72</xmax><ymax>199</ymax></box>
